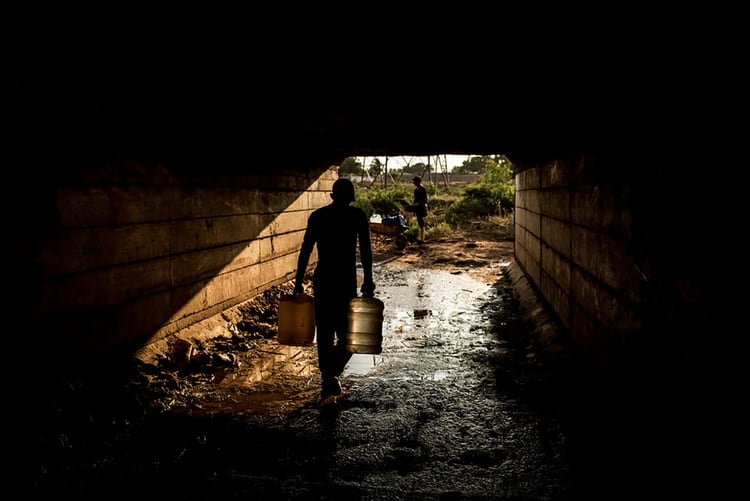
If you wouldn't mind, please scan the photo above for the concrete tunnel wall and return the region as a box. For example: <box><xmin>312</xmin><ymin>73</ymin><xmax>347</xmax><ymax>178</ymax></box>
<box><xmin>510</xmin><ymin>150</ymin><xmax>739</xmax><ymax>382</ymax></box>
<box><xmin>18</xmin><ymin>159</ymin><xmax>335</xmax><ymax>368</ymax></box>
<box><xmin>513</xmin><ymin>153</ymin><xmax>646</xmax><ymax>373</ymax></box>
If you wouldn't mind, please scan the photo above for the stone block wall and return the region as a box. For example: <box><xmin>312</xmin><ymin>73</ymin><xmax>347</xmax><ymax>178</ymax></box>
<box><xmin>514</xmin><ymin>154</ymin><xmax>646</xmax><ymax>373</ymax></box>
<box><xmin>19</xmin><ymin>160</ymin><xmax>335</xmax><ymax>366</ymax></box>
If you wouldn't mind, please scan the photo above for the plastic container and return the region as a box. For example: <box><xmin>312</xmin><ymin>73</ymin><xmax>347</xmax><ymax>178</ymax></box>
<box><xmin>277</xmin><ymin>293</ymin><xmax>315</xmax><ymax>346</ymax></box>
<box><xmin>345</xmin><ymin>296</ymin><xmax>385</xmax><ymax>354</ymax></box>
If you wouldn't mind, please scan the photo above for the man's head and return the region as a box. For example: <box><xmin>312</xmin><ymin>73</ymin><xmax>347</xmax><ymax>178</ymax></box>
<box><xmin>331</xmin><ymin>178</ymin><xmax>356</xmax><ymax>203</ymax></box>
<box><xmin>412</xmin><ymin>176</ymin><xmax>421</xmax><ymax>185</ymax></box>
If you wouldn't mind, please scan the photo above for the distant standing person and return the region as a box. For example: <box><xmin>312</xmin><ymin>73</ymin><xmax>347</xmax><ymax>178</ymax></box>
<box><xmin>294</xmin><ymin>177</ymin><xmax>376</xmax><ymax>406</ymax></box>
<box><xmin>406</xmin><ymin>175</ymin><xmax>428</xmax><ymax>243</ymax></box>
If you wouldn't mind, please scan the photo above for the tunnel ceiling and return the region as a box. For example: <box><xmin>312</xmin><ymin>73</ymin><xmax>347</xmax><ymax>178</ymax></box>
<box><xmin>9</xmin><ymin>77</ymin><xmax>655</xmax><ymax>171</ymax></box>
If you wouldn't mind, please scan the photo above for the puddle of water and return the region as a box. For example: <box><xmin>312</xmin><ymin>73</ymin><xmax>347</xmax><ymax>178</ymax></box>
<box><xmin>378</xmin><ymin>269</ymin><xmax>488</xmax><ymax>315</ymax></box>
<box><xmin>425</xmin><ymin>370</ymin><xmax>449</xmax><ymax>381</ymax></box>
<box><xmin>344</xmin><ymin>353</ymin><xmax>385</xmax><ymax>375</ymax></box>
<box><xmin>386</xmin><ymin>370</ymin><xmax>451</xmax><ymax>382</ymax></box>
<box><xmin>342</xmin><ymin>268</ymin><xmax>492</xmax><ymax>379</ymax></box>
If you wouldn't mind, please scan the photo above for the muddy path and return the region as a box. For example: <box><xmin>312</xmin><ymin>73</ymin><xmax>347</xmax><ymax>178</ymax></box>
<box><xmin>31</xmin><ymin>236</ymin><xmax>701</xmax><ymax>499</ymax></box>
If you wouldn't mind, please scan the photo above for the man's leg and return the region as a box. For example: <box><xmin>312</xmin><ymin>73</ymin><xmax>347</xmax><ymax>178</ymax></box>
<box><xmin>331</xmin><ymin>320</ymin><xmax>353</xmax><ymax>380</ymax></box>
<box><xmin>315</xmin><ymin>296</ymin><xmax>353</xmax><ymax>401</ymax></box>
<box><xmin>316</xmin><ymin>326</ymin><xmax>340</xmax><ymax>397</ymax></box>
<box><xmin>314</xmin><ymin>295</ymin><xmax>339</xmax><ymax>399</ymax></box>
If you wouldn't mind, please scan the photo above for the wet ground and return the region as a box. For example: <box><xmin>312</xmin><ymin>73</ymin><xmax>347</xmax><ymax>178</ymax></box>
<box><xmin>30</xmin><ymin>239</ymin><xmax>727</xmax><ymax>499</ymax></box>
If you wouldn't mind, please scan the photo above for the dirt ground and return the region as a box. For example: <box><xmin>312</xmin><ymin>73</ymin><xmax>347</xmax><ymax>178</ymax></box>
<box><xmin>371</xmin><ymin>233</ymin><xmax>515</xmax><ymax>285</ymax></box>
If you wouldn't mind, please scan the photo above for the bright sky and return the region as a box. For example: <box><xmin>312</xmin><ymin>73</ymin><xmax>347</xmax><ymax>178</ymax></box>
<box><xmin>354</xmin><ymin>154</ymin><xmax>474</xmax><ymax>173</ymax></box>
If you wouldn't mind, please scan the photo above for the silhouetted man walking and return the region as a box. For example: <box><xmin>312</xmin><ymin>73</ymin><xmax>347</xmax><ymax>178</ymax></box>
<box><xmin>294</xmin><ymin>178</ymin><xmax>376</xmax><ymax>406</ymax></box>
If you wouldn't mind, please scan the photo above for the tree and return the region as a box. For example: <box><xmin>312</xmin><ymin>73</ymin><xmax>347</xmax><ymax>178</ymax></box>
<box><xmin>452</xmin><ymin>155</ymin><xmax>495</xmax><ymax>174</ymax></box>
<box><xmin>403</xmin><ymin>161</ymin><xmax>430</xmax><ymax>179</ymax></box>
<box><xmin>478</xmin><ymin>156</ymin><xmax>515</xmax><ymax>214</ymax></box>
<box><xmin>339</xmin><ymin>157</ymin><xmax>363</xmax><ymax>176</ymax></box>
<box><xmin>444</xmin><ymin>156</ymin><xmax>515</xmax><ymax>224</ymax></box>
<box><xmin>368</xmin><ymin>158</ymin><xmax>384</xmax><ymax>180</ymax></box>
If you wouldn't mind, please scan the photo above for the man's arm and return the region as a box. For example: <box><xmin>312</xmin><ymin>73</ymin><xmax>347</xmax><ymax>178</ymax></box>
<box><xmin>294</xmin><ymin>219</ymin><xmax>316</xmax><ymax>294</ymax></box>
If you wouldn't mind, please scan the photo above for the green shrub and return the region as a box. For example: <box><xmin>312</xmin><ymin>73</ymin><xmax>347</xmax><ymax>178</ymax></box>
<box><xmin>444</xmin><ymin>195</ymin><xmax>497</xmax><ymax>226</ymax></box>
<box><xmin>478</xmin><ymin>159</ymin><xmax>515</xmax><ymax>213</ymax></box>
<box><xmin>353</xmin><ymin>176</ymin><xmax>514</xmax><ymax>241</ymax></box>
<box><xmin>404</xmin><ymin>222</ymin><xmax>420</xmax><ymax>240</ymax></box>
<box><xmin>354</xmin><ymin>185</ymin><xmax>413</xmax><ymax>218</ymax></box>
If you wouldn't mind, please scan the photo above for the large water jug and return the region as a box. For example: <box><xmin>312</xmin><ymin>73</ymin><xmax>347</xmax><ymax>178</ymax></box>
<box><xmin>345</xmin><ymin>296</ymin><xmax>385</xmax><ymax>354</ymax></box>
<box><xmin>278</xmin><ymin>293</ymin><xmax>315</xmax><ymax>346</ymax></box>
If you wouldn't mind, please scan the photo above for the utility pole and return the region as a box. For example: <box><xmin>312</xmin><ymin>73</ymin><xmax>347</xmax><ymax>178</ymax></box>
<box><xmin>384</xmin><ymin>156</ymin><xmax>389</xmax><ymax>189</ymax></box>
<box><xmin>436</xmin><ymin>154</ymin><xmax>450</xmax><ymax>187</ymax></box>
